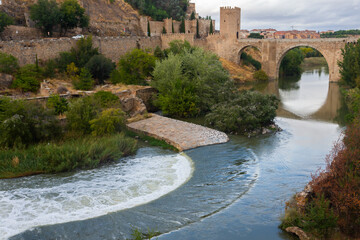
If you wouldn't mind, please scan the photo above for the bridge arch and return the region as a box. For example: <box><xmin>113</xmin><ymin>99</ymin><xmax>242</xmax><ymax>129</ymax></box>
<box><xmin>237</xmin><ymin>44</ymin><xmax>262</xmax><ymax>65</ymax></box>
<box><xmin>276</xmin><ymin>44</ymin><xmax>330</xmax><ymax>80</ymax></box>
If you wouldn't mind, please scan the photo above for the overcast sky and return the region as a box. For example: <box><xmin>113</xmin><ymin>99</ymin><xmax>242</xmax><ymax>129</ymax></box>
<box><xmin>192</xmin><ymin>0</ymin><xmax>360</xmax><ymax>31</ymax></box>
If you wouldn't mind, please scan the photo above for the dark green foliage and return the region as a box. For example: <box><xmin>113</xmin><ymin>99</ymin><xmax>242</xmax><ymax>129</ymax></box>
<box><xmin>248</xmin><ymin>33</ymin><xmax>264</xmax><ymax>39</ymax></box>
<box><xmin>209</xmin><ymin>20</ymin><xmax>213</xmax><ymax>34</ymax></box>
<box><xmin>93</xmin><ymin>91</ymin><xmax>120</xmax><ymax>108</ymax></box>
<box><xmin>253</xmin><ymin>70</ymin><xmax>269</xmax><ymax>81</ymax></box>
<box><xmin>59</xmin><ymin>0</ymin><xmax>89</xmax><ymax>36</ymax></box>
<box><xmin>0</xmin><ymin>52</ymin><xmax>19</xmax><ymax>74</ymax></box>
<box><xmin>42</xmin><ymin>59</ymin><xmax>57</xmax><ymax>78</ymax></box>
<box><xmin>72</xmin><ymin>68</ymin><xmax>94</xmax><ymax>90</ymax></box>
<box><xmin>47</xmin><ymin>94</ymin><xmax>69</xmax><ymax>115</ymax></box>
<box><xmin>125</xmin><ymin>130</ymin><xmax>178</xmax><ymax>152</ymax></box>
<box><xmin>30</xmin><ymin>0</ymin><xmax>61</xmax><ymax>36</ymax></box>
<box><xmin>300</xmin><ymin>47</ymin><xmax>323</xmax><ymax>58</ymax></box>
<box><xmin>70</xmin><ymin>36</ymin><xmax>99</xmax><ymax>68</ymax></box>
<box><xmin>147</xmin><ymin>21</ymin><xmax>151</xmax><ymax>37</ymax></box>
<box><xmin>190</xmin><ymin>11</ymin><xmax>195</xmax><ymax>20</ymax></box>
<box><xmin>109</xmin><ymin>69</ymin><xmax>122</xmax><ymax>84</ymax></box>
<box><xmin>56</xmin><ymin>52</ymin><xmax>76</xmax><ymax>72</ymax></box>
<box><xmin>338</xmin><ymin>40</ymin><xmax>360</xmax><ymax>88</ymax></box>
<box><xmin>241</xmin><ymin>52</ymin><xmax>261</xmax><ymax>70</ymax></box>
<box><xmin>152</xmin><ymin>47</ymin><xmax>230</xmax><ymax>117</ymax></box>
<box><xmin>90</xmin><ymin>108</ymin><xmax>126</xmax><ymax>136</ymax></box>
<box><xmin>321</xmin><ymin>29</ymin><xmax>360</xmax><ymax>38</ymax></box>
<box><xmin>66</xmin><ymin>96</ymin><xmax>101</xmax><ymax>134</ymax></box>
<box><xmin>180</xmin><ymin>18</ymin><xmax>185</xmax><ymax>33</ymax></box>
<box><xmin>162</xmin><ymin>26</ymin><xmax>166</xmax><ymax>34</ymax></box>
<box><xmin>0</xmin><ymin>98</ymin><xmax>61</xmax><ymax>148</ymax></box>
<box><xmin>0</xmin><ymin>12</ymin><xmax>14</xmax><ymax>33</ymax></box>
<box><xmin>172</xmin><ymin>21</ymin><xmax>174</xmax><ymax>33</ymax></box>
<box><xmin>280</xmin><ymin>48</ymin><xmax>304</xmax><ymax>76</ymax></box>
<box><xmin>345</xmin><ymin>88</ymin><xmax>360</xmax><ymax>121</ymax></box>
<box><xmin>124</xmin><ymin>0</ymin><xmax>188</xmax><ymax>21</ymax></box>
<box><xmin>0</xmin><ymin>134</ymin><xmax>137</xmax><ymax>178</ymax></box>
<box><xmin>205</xmin><ymin>91</ymin><xmax>279</xmax><ymax>134</ymax></box>
<box><xmin>167</xmin><ymin>40</ymin><xmax>194</xmax><ymax>55</ymax></box>
<box><xmin>85</xmin><ymin>54</ymin><xmax>115</xmax><ymax>84</ymax></box>
<box><xmin>12</xmin><ymin>64</ymin><xmax>43</xmax><ymax>92</ymax></box>
<box><xmin>196</xmin><ymin>19</ymin><xmax>200</xmax><ymax>38</ymax></box>
<box><xmin>154</xmin><ymin>46</ymin><xmax>165</xmax><ymax>60</ymax></box>
<box><xmin>117</xmin><ymin>48</ymin><xmax>156</xmax><ymax>85</ymax></box>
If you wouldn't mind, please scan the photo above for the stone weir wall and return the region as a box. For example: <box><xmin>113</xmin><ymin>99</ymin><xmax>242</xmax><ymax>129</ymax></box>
<box><xmin>0</xmin><ymin>36</ymin><xmax>162</xmax><ymax>65</ymax></box>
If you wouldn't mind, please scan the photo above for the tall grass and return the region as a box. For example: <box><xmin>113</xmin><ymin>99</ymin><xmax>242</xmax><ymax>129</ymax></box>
<box><xmin>0</xmin><ymin>134</ymin><xmax>137</xmax><ymax>179</ymax></box>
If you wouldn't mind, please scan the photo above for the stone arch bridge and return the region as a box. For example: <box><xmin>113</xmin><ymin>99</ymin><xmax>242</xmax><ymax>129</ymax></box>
<box><xmin>167</xmin><ymin>35</ymin><xmax>359</xmax><ymax>82</ymax></box>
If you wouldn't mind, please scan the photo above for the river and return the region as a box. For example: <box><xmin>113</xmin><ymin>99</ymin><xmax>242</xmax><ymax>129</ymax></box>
<box><xmin>2</xmin><ymin>62</ymin><xmax>344</xmax><ymax>240</ymax></box>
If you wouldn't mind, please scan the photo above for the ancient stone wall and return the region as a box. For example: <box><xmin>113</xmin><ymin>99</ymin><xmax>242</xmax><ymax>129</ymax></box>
<box><xmin>160</xmin><ymin>33</ymin><xmax>195</xmax><ymax>49</ymax></box>
<box><xmin>0</xmin><ymin>36</ymin><xmax>161</xmax><ymax>66</ymax></box>
<box><xmin>149</xmin><ymin>21</ymin><xmax>165</xmax><ymax>36</ymax></box>
<box><xmin>220</xmin><ymin>7</ymin><xmax>241</xmax><ymax>39</ymax></box>
<box><xmin>0</xmin><ymin>26</ymin><xmax>42</xmax><ymax>41</ymax></box>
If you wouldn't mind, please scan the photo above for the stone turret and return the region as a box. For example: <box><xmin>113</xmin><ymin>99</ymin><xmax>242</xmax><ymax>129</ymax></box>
<box><xmin>220</xmin><ymin>6</ymin><xmax>241</xmax><ymax>39</ymax></box>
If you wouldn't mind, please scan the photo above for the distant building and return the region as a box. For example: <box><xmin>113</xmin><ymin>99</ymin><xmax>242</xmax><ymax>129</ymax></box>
<box><xmin>274</xmin><ymin>30</ymin><xmax>320</xmax><ymax>39</ymax></box>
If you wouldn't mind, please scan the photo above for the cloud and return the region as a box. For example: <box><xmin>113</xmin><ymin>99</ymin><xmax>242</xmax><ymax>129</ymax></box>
<box><xmin>192</xmin><ymin>0</ymin><xmax>360</xmax><ymax>31</ymax></box>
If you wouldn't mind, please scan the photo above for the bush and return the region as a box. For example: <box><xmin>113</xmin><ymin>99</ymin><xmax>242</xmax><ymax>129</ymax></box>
<box><xmin>205</xmin><ymin>91</ymin><xmax>279</xmax><ymax>134</ymax></box>
<box><xmin>56</xmin><ymin>52</ymin><xmax>77</xmax><ymax>72</ymax></box>
<box><xmin>90</xmin><ymin>108</ymin><xmax>126</xmax><ymax>136</ymax></box>
<box><xmin>248</xmin><ymin>33</ymin><xmax>264</xmax><ymax>39</ymax></box>
<box><xmin>253</xmin><ymin>70</ymin><xmax>269</xmax><ymax>81</ymax></box>
<box><xmin>152</xmin><ymin>47</ymin><xmax>230</xmax><ymax>117</ymax></box>
<box><xmin>241</xmin><ymin>52</ymin><xmax>261</xmax><ymax>70</ymax></box>
<box><xmin>280</xmin><ymin>48</ymin><xmax>304</xmax><ymax>76</ymax></box>
<box><xmin>154</xmin><ymin>46</ymin><xmax>165</xmax><ymax>60</ymax></box>
<box><xmin>66</xmin><ymin>96</ymin><xmax>101</xmax><ymax>134</ymax></box>
<box><xmin>117</xmin><ymin>48</ymin><xmax>156</xmax><ymax>85</ymax></box>
<box><xmin>0</xmin><ymin>134</ymin><xmax>137</xmax><ymax>178</ymax></box>
<box><xmin>0</xmin><ymin>98</ymin><xmax>61</xmax><ymax>148</ymax></box>
<box><xmin>93</xmin><ymin>91</ymin><xmax>120</xmax><ymax>108</ymax></box>
<box><xmin>339</xmin><ymin>39</ymin><xmax>360</xmax><ymax>88</ymax></box>
<box><xmin>72</xmin><ymin>68</ymin><xmax>94</xmax><ymax>90</ymax></box>
<box><xmin>42</xmin><ymin>59</ymin><xmax>57</xmax><ymax>78</ymax></box>
<box><xmin>0</xmin><ymin>12</ymin><xmax>14</xmax><ymax>33</ymax></box>
<box><xmin>70</xmin><ymin>36</ymin><xmax>99</xmax><ymax>68</ymax></box>
<box><xmin>11</xmin><ymin>64</ymin><xmax>43</xmax><ymax>92</ymax></box>
<box><xmin>85</xmin><ymin>54</ymin><xmax>115</xmax><ymax>84</ymax></box>
<box><xmin>109</xmin><ymin>68</ymin><xmax>122</xmax><ymax>84</ymax></box>
<box><xmin>0</xmin><ymin>52</ymin><xmax>19</xmax><ymax>74</ymax></box>
<box><xmin>47</xmin><ymin>94</ymin><xmax>69</xmax><ymax>115</ymax></box>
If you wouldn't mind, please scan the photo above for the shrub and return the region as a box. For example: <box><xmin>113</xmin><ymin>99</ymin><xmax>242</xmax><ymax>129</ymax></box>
<box><xmin>93</xmin><ymin>91</ymin><xmax>120</xmax><ymax>108</ymax></box>
<box><xmin>205</xmin><ymin>91</ymin><xmax>279</xmax><ymax>134</ymax></box>
<box><xmin>59</xmin><ymin>0</ymin><xmax>89</xmax><ymax>36</ymax></box>
<box><xmin>0</xmin><ymin>52</ymin><xmax>19</xmax><ymax>74</ymax></box>
<box><xmin>70</xmin><ymin>36</ymin><xmax>99</xmax><ymax>68</ymax></box>
<box><xmin>66</xmin><ymin>96</ymin><xmax>101</xmax><ymax>134</ymax></box>
<box><xmin>253</xmin><ymin>70</ymin><xmax>269</xmax><ymax>81</ymax></box>
<box><xmin>154</xmin><ymin>46</ymin><xmax>165</xmax><ymax>60</ymax></box>
<box><xmin>241</xmin><ymin>52</ymin><xmax>261</xmax><ymax>70</ymax></box>
<box><xmin>56</xmin><ymin>52</ymin><xmax>77</xmax><ymax>72</ymax></box>
<box><xmin>42</xmin><ymin>59</ymin><xmax>57</xmax><ymax>78</ymax></box>
<box><xmin>12</xmin><ymin>64</ymin><xmax>43</xmax><ymax>92</ymax></box>
<box><xmin>66</xmin><ymin>62</ymin><xmax>79</xmax><ymax>77</ymax></box>
<box><xmin>280</xmin><ymin>48</ymin><xmax>304</xmax><ymax>76</ymax></box>
<box><xmin>339</xmin><ymin>39</ymin><xmax>360</xmax><ymax>88</ymax></box>
<box><xmin>109</xmin><ymin>68</ymin><xmax>122</xmax><ymax>84</ymax></box>
<box><xmin>85</xmin><ymin>54</ymin><xmax>115</xmax><ymax>84</ymax></box>
<box><xmin>72</xmin><ymin>68</ymin><xmax>94</xmax><ymax>90</ymax></box>
<box><xmin>0</xmin><ymin>98</ymin><xmax>61</xmax><ymax>148</ymax></box>
<box><xmin>117</xmin><ymin>48</ymin><xmax>156</xmax><ymax>85</ymax></box>
<box><xmin>47</xmin><ymin>94</ymin><xmax>69</xmax><ymax>115</ymax></box>
<box><xmin>90</xmin><ymin>108</ymin><xmax>126</xmax><ymax>136</ymax></box>
<box><xmin>152</xmin><ymin>47</ymin><xmax>230</xmax><ymax>117</ymax></box>
<box><xmin>0</xmin><ymin>12</ymin><xmax>14</xmax><ymax>33</ymax></box>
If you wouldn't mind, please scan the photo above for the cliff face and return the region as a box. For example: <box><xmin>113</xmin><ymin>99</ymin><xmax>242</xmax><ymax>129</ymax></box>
<box><xmin>0</xmin><ymin>0</ymin><xmax>145</xmax><ymax>37</ymax></box>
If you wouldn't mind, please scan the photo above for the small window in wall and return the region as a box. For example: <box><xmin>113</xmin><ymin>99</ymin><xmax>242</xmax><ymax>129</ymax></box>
<box><xmin>237</xmin><ymin>32</ymin><xmax>239</xmax><ymax>39</ymax></box>
<box><xmin>188</xmin><ymin>30</ymin><xmax>190</xmax><ymax>33</ymax></box>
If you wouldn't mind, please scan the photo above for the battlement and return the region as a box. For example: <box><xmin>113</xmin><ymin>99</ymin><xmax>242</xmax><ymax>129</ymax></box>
<box><xmin>220</xmin><ymin>6</ymin><xmax>241</xmax><ymax>10</ymax></box>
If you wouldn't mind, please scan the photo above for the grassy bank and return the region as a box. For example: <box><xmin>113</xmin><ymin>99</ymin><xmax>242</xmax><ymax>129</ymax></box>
<box><xmin>0</xmin><ymin>134</ymin><xmax>137</xmax><ymax>179</ymax></box>
<box><xmin>301</xmin><ymin>57</ymin><xmax>328</xmax><ymax>68</ymax></box>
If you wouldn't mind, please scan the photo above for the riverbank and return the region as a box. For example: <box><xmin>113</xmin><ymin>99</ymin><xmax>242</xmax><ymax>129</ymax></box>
<box><xmin>301</xmin><ymin>57</ymin><xmax>328</xmax><ymax>68</ymax></box>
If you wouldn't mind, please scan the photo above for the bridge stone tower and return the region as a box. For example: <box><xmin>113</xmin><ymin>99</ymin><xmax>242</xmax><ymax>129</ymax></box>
<box><xmin>220</xmin><ymin>7</ymin><xmax>241</xmax><ymax>39</ymax></box>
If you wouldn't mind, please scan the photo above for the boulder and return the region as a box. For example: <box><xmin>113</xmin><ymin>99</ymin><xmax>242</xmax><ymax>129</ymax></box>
<box><xmin>285</xmin><ymin>227</ymin><xmax>311</xmax><ymax>240</ymax></box>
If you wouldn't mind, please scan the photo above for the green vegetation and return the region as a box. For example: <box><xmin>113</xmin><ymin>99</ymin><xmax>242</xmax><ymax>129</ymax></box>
<box><xmin>72</xmin><ymin>68</ymin><xmax>94</xmax><ymax>90</ymax></box>
<box><xmin>280</xmin><ymin>48</ymin><xmax>304</xmax><ymax>76</ymax></box>
<box><xmin>321</xmin><ymin>29</ymin><xmax>360</xmax><ymax>38</ymax></box>
<box><xmin>129</xmin><ymin>227</ymin><xmax>160</xmax><ymax>240</ymax></box>
<box><xmin>47</xmin><ymin>94</ymin><xmax>69</xmax><ymax>115</ymax></box>
<box><xmin>196</xmin><ymin>19</ymin><xmax>200</xmax><ymax>38</ymax></box>
<box><xmin>0</xmin><ymin>12</ymin><xmax>14</xmax><ymax>33</ymax></box>
<box><xmin>90</xmin><ymin>108</ymin><xmax>126</xmax><ymax>136</ymax></box>
<box><xmin>151</xmin><ymin>40</ymin><xmax>278</xmax><ymax>133</ymax></box>
<box><xmin>0</xmin><ymin>52</ymin><xmax>19</xmax><ymax>74</ymax></box>
<box><xmin>113</xmin><ymin>49</ymin><xmax>156</xmax><ymax>85</ymax></box>
<box><xmin>30</xmin><ymin>0</ymin><xmax>88</xmax><ymax>36</ymax></box>
<box><xmin>209</xmin><ymin>20</ymin><xmax>213</xmax><ymax>34</ymax></box>
<box><xmin>125</xmin><ymin>130</ymin><xmax>178</xmax><ymax>152</ymax></box>
<box><xmin>180</xmin><ymin>18</ymin><xmax>185</xmax><ymax>33</ymax></box>
<box><xmin>124</xmin><ymin>0</ymin><xmax>189</xmax><ymax>21</ymax></box>
<box><xmin>339</xmin><ymin>39</ymin><xmax>360</xmax><ymax>88</ymax></box>
<box><xmin>85</xmin><ymin>55</ymin><xmax>115</xmax><ymax>84</ymax></box>
<box><xmin>11</xmin><ymin>64</ymin><xmax>43</xmax><ymax>92</ymax></box>
<box><xmin>190</xmin><ymin>11</ymin><xmax>196</xmax><ymax>20</ymax></box>
<box><xmin>0</xmin><ymin>134</ymin><xmax>136</xmax><ymax>179</ymax></box>
<box><xmin>253</xmin><ymin>70</ymin><xmax>269</xmax><ymax>81</ymax></box>
<box><xmin>248</xmin><ymin>33</ymin><xmax>264</xmax><ymax>39</ymax></box>
<box><xmin>240</xmin><ymin>52</ymin><xmax>261</xmax><ymax>70</ymax></box>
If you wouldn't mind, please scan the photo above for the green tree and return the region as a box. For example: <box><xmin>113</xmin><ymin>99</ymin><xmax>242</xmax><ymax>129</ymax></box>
<box><xmin>59</xmin><ymin>0</ymin><xmax>89</xmax><ymax>36</ymax></box>
<box><xmin>209</xmin><ymin>20</ymin><xmax>213</xmax><ymax>34</ymax></box>
<box><xmin>117</xmin><ymin>48</ymin><xmax>156</xmax><ymax>85</ymax></box>
<box><xmin>190</xmin><ymin>11</ymin><xmax>196</xmax><ymax>20</ymax></box>
<box><xmin>180</xmin><ymin>18</ymin><xmax>185</xmax><ymax>33</ymax></box>
<box><xmin>248</xmin><ymin>33</ymin><xmax>264</xmax><ymax>39</ymax></box>
<box><xmin>30</xmin><ymin>0</ymin><xmax>61</xmax><ymax>36</ymax></box>
<box><xmin>162</xmin><ymin>26</ymin><xmax>166</xmax><ymax>34</ymax></box>
<box><xmin>147</xmin><ymin>21</ymin><xmax>151</xmax><ymax>37</ymax></box>
<box><xmin>172</xmin><ymin>21</ymin><xmax>174</xmax><ymax>33</ymax></box>
<box><xmin>154</xmin><ymin>46</ymin><xmax>165</xmax><ymax>60</ymax></box>
<box><xmin>280</xmin><ymin>48</ymin><xmax>304</xmax><ymax>76</ymax></box>
<box><xmin>196</xmin><ymin>19</ymin><xmax>200</xmax><ymax>38</ymax></box>
<box><xmin>69</xmin><ymin>35</ymin><xmax>99</xmax><ymax>68</ymax></box>
<box><xmin>12</xmin><ymin>64</ymin><xmax>43</xmax><ymax>92</ymax></box>
<box><xmin>85</xmin><ymin>54</ymin><xmax>115</xmax><ymax>84</ymax></box>
<box><xmin>47</xmin><ymin>94</ymin><xmax>69</xmax><ymax>115</ymax></box>
<box><xmin>73</xmin><ymin>68</ymin><xmax>94</xmax><ymax>90</ymax></box>
<box><xmin>0</xmin><ymin>12</ymin><xmax>14</xmax><ymax>33</ymax></box>
<box><xmin>90</xmin><ymin>108</ymin><xmax>126</xmax><ymax>136</ymax></box>
<box><xmin>0</xmin><ymin>52</ymin><xmax>19</xmax><ymax>74</ymax></box>
<box><xmin>338</xmin><ymin>39</ymin><xmax>360</xmax><ymax>88</ymax></box>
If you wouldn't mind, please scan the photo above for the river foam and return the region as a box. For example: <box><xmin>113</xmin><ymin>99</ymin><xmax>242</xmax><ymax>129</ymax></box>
<box><xmin>0</xmin><ymin>152</ymin><xmax>193</xmax><ymax>239</ymax></box>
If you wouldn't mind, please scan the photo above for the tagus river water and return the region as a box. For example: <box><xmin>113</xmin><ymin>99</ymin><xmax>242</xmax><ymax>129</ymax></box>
<box><xmin>2</xmin><ymin>63</ymin><xmax>344</xmax><ymax>240</ymax></box>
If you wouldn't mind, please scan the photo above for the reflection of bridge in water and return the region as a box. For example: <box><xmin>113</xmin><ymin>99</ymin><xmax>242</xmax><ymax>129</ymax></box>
<box><xmin>262</xmin><ymin>81</ymin><xmax>342</xmax><ymax>123</ymax></box>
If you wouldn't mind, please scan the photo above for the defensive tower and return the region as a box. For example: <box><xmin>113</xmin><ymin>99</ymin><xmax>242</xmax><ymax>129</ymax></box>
<box><xmin>220</xmin><ymin>6</ymin><xmax>241</xmax><ymax>39</ymax></box>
